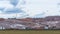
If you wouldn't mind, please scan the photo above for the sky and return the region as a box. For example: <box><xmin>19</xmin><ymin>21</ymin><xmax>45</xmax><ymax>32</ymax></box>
<box><xmin>0</xmin><ymin>0</ymin><xmax>60</xmax><ymax>18</ymax></box>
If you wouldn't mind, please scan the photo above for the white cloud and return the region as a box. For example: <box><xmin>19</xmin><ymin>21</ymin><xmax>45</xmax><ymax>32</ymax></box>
<box><xmin>0</xmin><ymin>0</ymin><xmax>60</xmax><ymax>18</ymax></box>
<box><xmin>23</xmin><ymin>0</ymin><xmax>60</xmax><ymax>18</ymax></box>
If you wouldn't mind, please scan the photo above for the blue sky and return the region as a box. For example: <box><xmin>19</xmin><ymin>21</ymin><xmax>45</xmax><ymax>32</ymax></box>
<box><xmin>0</xmin><ymin>0</ymin><xmax>60</xmax><ymax>18</ymax></box>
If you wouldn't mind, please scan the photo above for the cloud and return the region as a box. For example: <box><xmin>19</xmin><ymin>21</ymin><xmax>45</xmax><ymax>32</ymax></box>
<box><xmin>0</xmin><ymin>8</ymin><xmax>5</xmax><ymax>11</ymax></box>
<box><xmin>0</xmin><ymin>0</ymin><xmax>60</xmax><ymax>18</ymax></box>
<box><xmin>10</xmin><ymin>0</ymin><xmax>19</xmax><ymax>6</ymax></box>
<box><xmin>23</xmin><ymin>0</ymin><xmax>60</xmax><ymax>18</ymax></box>
<box><xmin>3</xmin><ymin>8</ymin><xmax>24</xmax><ymax>14</ymax></box>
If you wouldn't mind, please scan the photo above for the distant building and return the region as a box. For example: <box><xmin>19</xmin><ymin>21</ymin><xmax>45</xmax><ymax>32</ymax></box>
<box><xmin>44</xmin><ymin>25</ymin><xmax>49</xmax><ymax>29</ymax></box>
<box><xmin>10</xmin><ymin>24</ymin><xmax>26</xmax><ymax>29</ymax></box>
<box><xmin>0</xmin><ymin>26</ymin><xmax>5</xmax><ymax>30</ymax></box>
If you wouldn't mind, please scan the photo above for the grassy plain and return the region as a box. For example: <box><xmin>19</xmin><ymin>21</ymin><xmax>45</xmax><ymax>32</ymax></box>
<box><xmin>0</xmin><ymin>30</ymin><xmax>60</xmax><ymax>34</ymax></box>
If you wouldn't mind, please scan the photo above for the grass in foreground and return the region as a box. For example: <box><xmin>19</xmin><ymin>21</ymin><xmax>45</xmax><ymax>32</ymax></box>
<box><xmin>0</xmin><ymin>30</ymin><xmax>60</xmax><ymax>34</ymax></box>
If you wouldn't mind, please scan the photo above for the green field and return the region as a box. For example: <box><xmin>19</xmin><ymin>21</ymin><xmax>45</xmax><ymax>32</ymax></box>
<box><xmin>0</xmin><ymin>30</ymin><xmax>60</xmax><ymax>34</ymax></box>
